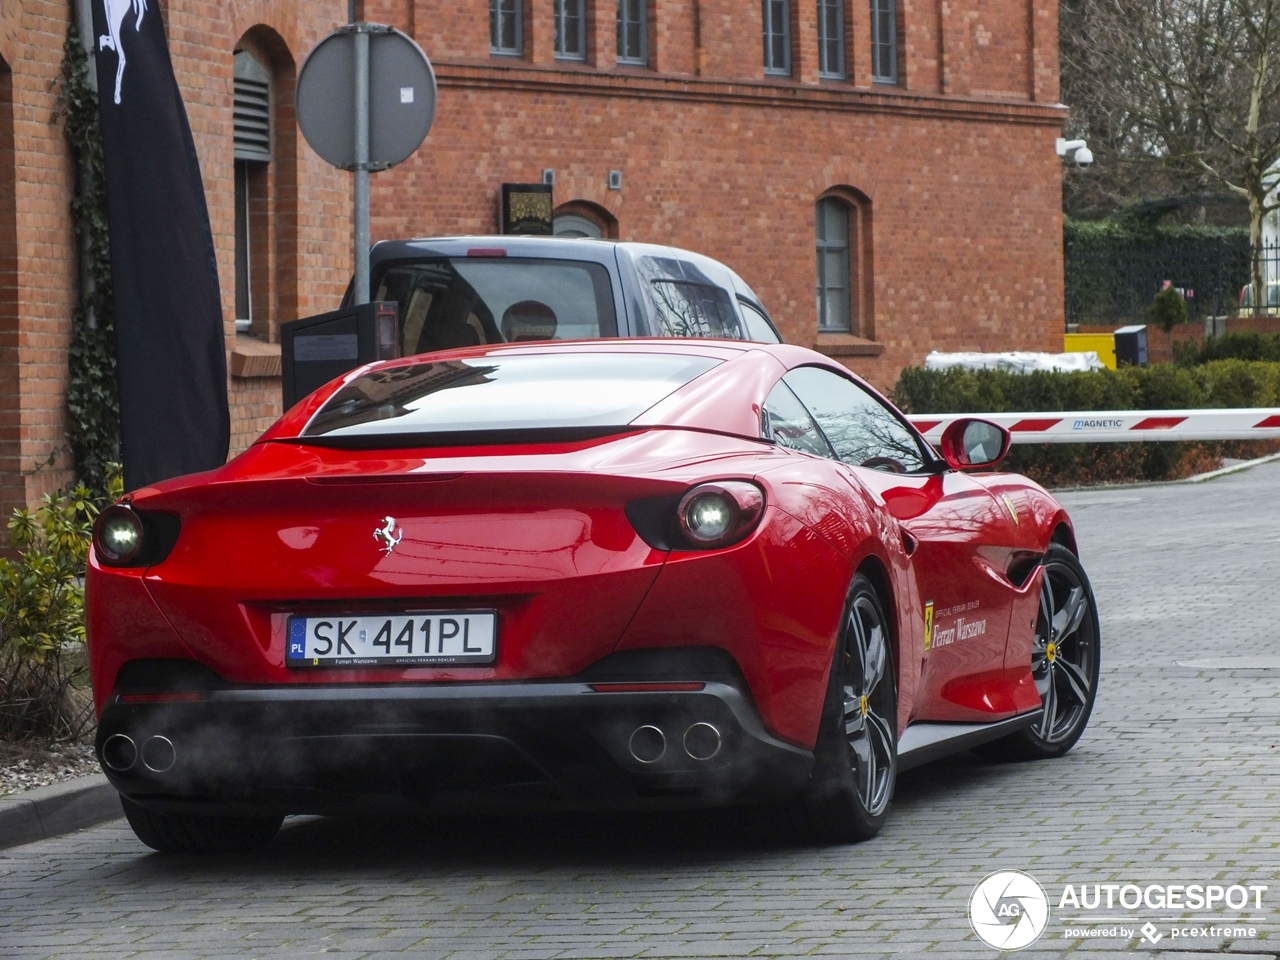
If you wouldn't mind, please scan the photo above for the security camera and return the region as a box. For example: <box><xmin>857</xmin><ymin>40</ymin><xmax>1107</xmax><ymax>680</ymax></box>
<box><xmin>1055</xmin><ymin>138</ymin><xmax>1093</xmax><ymax>169</ymax></box>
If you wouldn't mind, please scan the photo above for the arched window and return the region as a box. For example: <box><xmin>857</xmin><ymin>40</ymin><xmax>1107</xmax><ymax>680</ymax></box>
<box><xmin>553</xmin><ymin>201</ymin><xmax>618</xmax><ymax>239</ymax></box>
<box><xmin>816</xmin><ymin>192</ymin><xmax>873</xmax><ymax>337</ymax></box>
<box><xmin>233</xmin><ymin>50</ymin><xmax>270</xmax><ymax>333</ymax></box>
<box><xmin>554</xmin><ymin>214</ymin><xmax>602</xmax><ymax>238</ymax></box>
<box><xmin>816</xmin><ymin>198</ymin><xmax>850</xmax><ymax>332</ymax></box>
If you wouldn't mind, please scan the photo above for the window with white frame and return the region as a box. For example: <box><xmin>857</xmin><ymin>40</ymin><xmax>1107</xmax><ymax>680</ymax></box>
<box><xmin>870</xmin><ymin>0</ymin><xmax>897</xmax><ymax>83</ymax></box>
<box><xmin>816</xmin><ymin>198</ymin><xmax>851</xmax><ymax>332</ymax></box>
<box><xmin>555</xmin><ymin>0</ymin><xmax>586</xmax><ymax>60</ymax></box>
<box><xmin>490</xmin><ymin>0</ymin><xmax>523</xmax><ymax>56</ymax></box>
<box><xmin>818</xmin><ymin>0</ymin><xmax>845</xmax><ymax>79</ymax></box>
<box><xmin>617</xmin><ymin>0</ymin><xmax>647</xmax><ymax>65</ymax></box>
<box><xmin>762</xmin><ymin>0</ymin><xmax>791</xmax><ymax>76</ymax></box>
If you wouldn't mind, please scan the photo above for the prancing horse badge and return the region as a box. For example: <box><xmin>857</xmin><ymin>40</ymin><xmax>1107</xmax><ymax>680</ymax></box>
<box><xmin>374</xmin><ymin>516</ymin><xmax>403</xmax><ymax>556</ymax></box>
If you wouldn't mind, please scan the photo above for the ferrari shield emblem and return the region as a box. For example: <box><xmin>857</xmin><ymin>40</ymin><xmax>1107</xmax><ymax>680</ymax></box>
<box><xmin>1000</xmin><ymin>493</ymin><xmax>1020</xmax><ymax>526</ymax></box>
<box><xmin>924</xmin><ymin>600</ymin><xmax>935</xmax><ymax>652</ymax></box>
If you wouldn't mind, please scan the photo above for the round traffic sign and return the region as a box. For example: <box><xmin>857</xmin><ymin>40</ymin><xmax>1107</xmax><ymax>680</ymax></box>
<box><xmin>296</xmin><ymin>25</ymin><xmax>436</xmax><ymax>171</ymax></box>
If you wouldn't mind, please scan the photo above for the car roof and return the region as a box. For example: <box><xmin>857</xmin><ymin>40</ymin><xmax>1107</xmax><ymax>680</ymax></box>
<box><xmin>366</xmin><ymin>236</ymin><xmax>766</xmax><ymax>303</ymax></box>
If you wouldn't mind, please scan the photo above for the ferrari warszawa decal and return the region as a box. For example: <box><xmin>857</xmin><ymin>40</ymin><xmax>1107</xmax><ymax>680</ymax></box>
<box><xmin>929</xmin><ymin>600</ymin><xmax>986</xmax><ymax>649</ymax></box>
<box><xmin>373</xmin><ymin>516</ymin><xmax>403</xmax><ymax>556</ymax></box>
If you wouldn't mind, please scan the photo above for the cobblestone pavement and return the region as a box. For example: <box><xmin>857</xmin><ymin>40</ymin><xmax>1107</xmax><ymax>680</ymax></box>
<box><xmin>3</xmin><ymin>463</ymin><xmax>1279</xmax><ymax>960</ymax></box>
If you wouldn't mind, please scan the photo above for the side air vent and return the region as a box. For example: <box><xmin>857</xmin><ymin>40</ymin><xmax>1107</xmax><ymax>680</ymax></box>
<box><xmin>1007</xmin><ymin>552</ymin><xmax>1044</xmax><ymax>588</ymax></box>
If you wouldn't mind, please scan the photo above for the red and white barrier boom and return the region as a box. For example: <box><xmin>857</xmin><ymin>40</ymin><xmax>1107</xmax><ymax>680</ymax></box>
<box><xmin>907</xmin><ymin>409</ymin><xmax>1280</xmax><ymax>444</ymax></box>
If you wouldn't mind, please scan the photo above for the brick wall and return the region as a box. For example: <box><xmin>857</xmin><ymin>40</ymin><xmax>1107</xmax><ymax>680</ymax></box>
<box><xmin>370</xmin><ymin>0</ymin><xmax>1066</xmax><ymax>390</ymax></box>
<box><xmin>0</xmin><ymin>0</ymin><xmax>81</xmax><ymax>521</ymax></box>
<box><xmin>0</xmin><ymin>0</ymin><xmax>1065</xmax><ymax>514</ymax></box>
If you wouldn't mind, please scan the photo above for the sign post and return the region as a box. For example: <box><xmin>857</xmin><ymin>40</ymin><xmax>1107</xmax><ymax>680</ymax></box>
<box><xmin>296</xmin><ymin>23</ymin><xmax>437</xmax><ymax>305</ymax></box>
<box><xmin>354</xmin><ymin>25</ymin><xmax>370</xmax><ymax>304</ymax></box>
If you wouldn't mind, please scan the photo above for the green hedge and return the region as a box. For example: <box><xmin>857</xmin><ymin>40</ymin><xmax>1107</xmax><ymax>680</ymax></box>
<box><xmin>1174</xmin><ymin>331</ymin><xmax>1280</xmax><ymax>366</ymax></box>
<box><xmin>1064</xmin><ymin>218</ymin><xmax>1250</xmax><ymax>325</ymax></box>
<box><xmin>1065</xmin><ymin>218</ymin><xmax>1250</xmax><ymax>259</ymax></box>
<box><xmin>891</xmin><ymin>362</ymin><xmax>1280</xmax><ymax>486</ymax></box>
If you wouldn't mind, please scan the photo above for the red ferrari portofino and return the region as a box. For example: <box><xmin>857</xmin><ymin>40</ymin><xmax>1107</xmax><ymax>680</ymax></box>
<box><xmin>88</xmin><ymin>340</ymin><xmax>1099</xmax><ymax>852</ymax></box>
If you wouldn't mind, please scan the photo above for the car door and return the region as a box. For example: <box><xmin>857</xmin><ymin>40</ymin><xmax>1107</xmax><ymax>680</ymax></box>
<box><xmin>779</xmin><ymin>365</ymin><xmax>1022</xmax><ymax>723</ymax></box>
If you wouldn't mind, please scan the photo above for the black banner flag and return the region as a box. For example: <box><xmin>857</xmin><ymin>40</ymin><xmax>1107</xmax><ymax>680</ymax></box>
<box><xmin>92</xmin><ymin>0</ymin><xmax>229</xmax><ymax>491</ymax></box>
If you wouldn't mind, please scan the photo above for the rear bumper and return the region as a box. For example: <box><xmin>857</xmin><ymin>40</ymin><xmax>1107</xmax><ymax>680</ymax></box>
<box><xmin>96</xmin><ymin>680</ymin><xmax>814</xmax><ymax>816</ymax></box>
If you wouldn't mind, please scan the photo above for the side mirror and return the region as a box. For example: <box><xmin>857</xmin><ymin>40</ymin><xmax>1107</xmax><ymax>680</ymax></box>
<box><xmin>939</xmin><ymin>418</ymin><xmax>1011</xmax><ymax>471</ymax></box>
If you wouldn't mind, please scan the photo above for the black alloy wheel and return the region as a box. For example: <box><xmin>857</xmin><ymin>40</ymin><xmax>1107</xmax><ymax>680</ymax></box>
<box><xmin>976</xmin><ymin>543</ymin><xmax>1100</xmax><ymax>763</ymax></box>
<box><xmin>786</xmin><ymin>573</ymin><xmax>897</xmax><ymax>843</ymax></box>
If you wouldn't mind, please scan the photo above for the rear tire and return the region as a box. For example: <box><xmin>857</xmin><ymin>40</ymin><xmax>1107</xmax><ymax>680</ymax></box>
<box><xmin>786</xmin><ymin>573</ymin><xmax>897</xmax><ymax>843</ymax></box>
<box><xmin>120</xmin><ymin>797</ymin><xmax>283</xmax><ymax>853</ymax></box>
<box><xmin>973</xmin><ymin>543</ymin><xmax>1100</xmax><ymax>763</ymax></box>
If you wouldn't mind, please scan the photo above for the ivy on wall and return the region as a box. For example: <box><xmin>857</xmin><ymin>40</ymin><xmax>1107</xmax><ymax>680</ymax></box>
<box><xmin>53</xmin><ymin>24</ymin><xmax>119</xmax><ymax>496</ymax></box>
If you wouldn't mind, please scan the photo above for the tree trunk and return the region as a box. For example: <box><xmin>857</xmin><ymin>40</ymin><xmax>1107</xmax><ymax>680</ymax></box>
<box><xmin>1250</xmin><ymin>189</ymin><xmax>1266</xmax><ymax>317</ymax></box>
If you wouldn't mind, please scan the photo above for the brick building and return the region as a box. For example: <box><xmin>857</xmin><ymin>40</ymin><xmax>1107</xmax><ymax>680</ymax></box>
<box><xmin>0</xmin><ymin>0</ymin><xmax>1065</xmax><ymax>519</ymax></box>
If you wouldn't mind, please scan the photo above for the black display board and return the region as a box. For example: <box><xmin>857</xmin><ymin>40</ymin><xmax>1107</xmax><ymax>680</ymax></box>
<box><xmin>281</xmin><ymin>302</ymin><xmax>400</xmax><ymax>409</ymax></box>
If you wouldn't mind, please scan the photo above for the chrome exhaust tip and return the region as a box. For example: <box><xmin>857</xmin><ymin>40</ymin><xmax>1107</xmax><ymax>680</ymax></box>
<box><xmin>628</xmin><ymin>725</ymin><xmax>666</xmax><ymax>764</ymax></box>
<box><xmin>683</xmin><ymin>722</ymin><xmax>722</xmax><ymax>761</ymax></box>
<box><xmin>141</xmin><ymin>735</ymin><xmax>176</xmax><ymax>773</ymax></box>
<box><xmin>101</xmin><ymin>734</ymin><xmax>137</xmax><ymax>772</ymax></box>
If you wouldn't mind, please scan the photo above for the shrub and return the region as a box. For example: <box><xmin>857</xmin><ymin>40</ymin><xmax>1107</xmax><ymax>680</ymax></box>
<box><xmin>0</xmin><ymin>469</ymin><xmax>121</xmax><ymax>742</ymax></box>
<box><xmin>1174</xmin><ymin>331</ymin><xmax>1280</xmax><ymax>366</ymax></box>
<box><xmin>1149</xmin><ymin>286</ymin><xmax>1188</xmax><ymax>334</ymax></box>
<box><xmin>891</xmin><ymin>364</ymin><xmax>1280</xmax><ymax>487</ymax></box>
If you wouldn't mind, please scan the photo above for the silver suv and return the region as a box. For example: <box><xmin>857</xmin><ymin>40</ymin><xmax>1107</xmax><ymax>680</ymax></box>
<box><xmin>345</xmin><ymin>236</ymin><xmax>782</xmax><ymax>356</ymax></box>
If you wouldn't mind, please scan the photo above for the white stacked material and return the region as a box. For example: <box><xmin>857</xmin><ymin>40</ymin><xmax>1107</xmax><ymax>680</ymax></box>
<box><xmin>924</xmin><ymin>351</ymin><xmax>1105</xmax><ymax>373</ymax></box>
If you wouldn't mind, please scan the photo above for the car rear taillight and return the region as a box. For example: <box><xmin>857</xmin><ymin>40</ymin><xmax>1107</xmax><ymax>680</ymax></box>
<box><xmin>93</xmin><ymin>505</ymin><xmax>182</xmax><ymax>568</ymax></box>
<box><xmin>677</xmin><ymin>482</ymin><xmax>765</xmax><ymax>548</ymax></box>
<box><xmin>626</xmin><ymin>481</ymin><xmax>766</xmax><ymax>551</ymax></box>
<box><xmin>95</xmin><ymin>506</ymin><xmax>145</xmax><ymax>565</ymax></box>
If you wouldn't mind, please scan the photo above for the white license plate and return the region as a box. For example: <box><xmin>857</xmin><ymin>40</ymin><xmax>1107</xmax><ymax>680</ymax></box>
<box><xmin>286</xmin><ymin>612</ymin><xmax>497</xmax><ymax>667</ymax></box>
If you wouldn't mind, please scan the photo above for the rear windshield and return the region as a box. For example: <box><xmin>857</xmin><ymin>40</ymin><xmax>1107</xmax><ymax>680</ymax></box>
<box><xmin>302</xmin><ymin>353</ymin><xmax>720</xmax><ymax>439</ymax></box>
<box><xmin>374</xmin><ymin>259</ymin><xmax>617</xmax><ymax>356</ymax></box>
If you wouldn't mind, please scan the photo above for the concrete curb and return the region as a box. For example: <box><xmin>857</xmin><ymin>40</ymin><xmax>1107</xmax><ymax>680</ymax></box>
<box><xmin>0</xmin><ymin>774</ymin><xmax>122</xmax><ymax>850</ymax></box>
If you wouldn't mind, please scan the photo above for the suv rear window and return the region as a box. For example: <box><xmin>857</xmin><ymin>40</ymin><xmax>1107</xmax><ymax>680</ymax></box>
<box><xmin>374</xmin><ymin>259</ymin><xmax>618</xmax><ymax>356</ymax></box>
<box><xmin>303</xmin><ymin>352</ymin><xmax>720</xmax><ymax>439</ymax></box>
